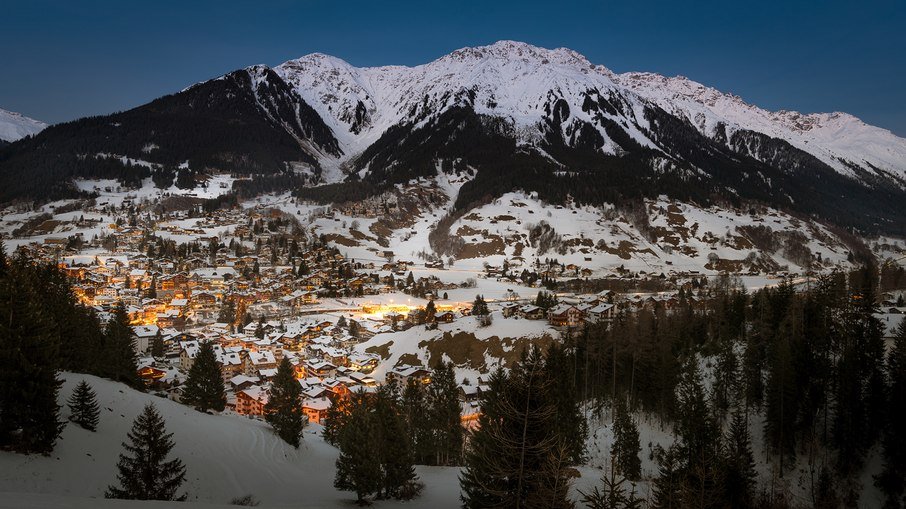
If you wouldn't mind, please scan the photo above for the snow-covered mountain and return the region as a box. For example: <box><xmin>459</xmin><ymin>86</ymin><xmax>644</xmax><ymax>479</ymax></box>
<box><xmin>2</xmin><ymin>41</ymin><xmax>905</xmax><ymax>235</ymax></box>
<box><xmin>616</xmin><ymin>72</ymin><xmax>906</xmax><ymax>182</ymax></box>
<box><xmin>274</xmin><ymin>41</ymin><xmax>655</xmax><ymax>161</ymax></box>
<box><xmin>0</xmin><ymin>108</ymin><xmax>46</xmax><ymax>142</ymax></box>
<box><xmin>274</xmin><ymin>40</ymin><xmax>906</xmax><ymax>184</ymax></box>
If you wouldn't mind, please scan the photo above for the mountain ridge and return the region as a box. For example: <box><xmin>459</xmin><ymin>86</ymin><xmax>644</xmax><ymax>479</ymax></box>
<box><xmin>1</xmin><ymin>41</ymin><xmax>905</xmax><ymax>235</ymax></box>
<box><xmin>0</xmin><ymin>108</ymin><xmax>47</xmax><ymax>143</ymax></box>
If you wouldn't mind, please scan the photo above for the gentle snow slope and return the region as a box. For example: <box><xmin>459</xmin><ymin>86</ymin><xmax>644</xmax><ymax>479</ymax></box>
<box><xmin>0</xmin><ymin>374</ymin><xmax>463</xmax><ymax>508</ymax></box>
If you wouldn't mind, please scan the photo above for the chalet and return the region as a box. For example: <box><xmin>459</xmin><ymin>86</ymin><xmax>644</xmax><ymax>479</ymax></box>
<box><xmin>307</xmin><ymin>360</ymin><xmax>338</xmax><ymax>379</ymax></box>
<box><xmin>303</xmin><ymin>384</ymin><xmax>329</xmax><ymax>399</ymax></box>
<box><xmin>217</xmin><ymin>349</ymin><xmax>243</xmax><ymax>380</ymax></box>
<box><xmin>501</xmin><ymin>302</ymin><xmax>521</xmax><ymax>318</ymax></box>
<box><xmin>229</xmin><ymin>374</ymin><xmax>260</xmax><ymax>391</ymax></box>
<box><xmin>547</xmin><ymin>304</ymin><xmax>584</xmax><ymax>327</ymax></box>
<box><xmin>386</xmin><ymin>365</ymin><xmax>432</xmax><ymax>387</ymax></box>
<box><xmin>434</xmin><ymin>311</ymin><xmax>456</xmax><ymax>323</ymax></box>
<box><xmin>258</xmin><ymin>368</ymin><xmax>279</xmax><ymax>381</ymax></box>
<box><xmin>243</xmin><ymin>350</ymin><xmax>278</xmax><ymax>377</ymax></box>
<box><xmin>321</xmin><ymin>347</ymin><xmax>349</xmax><ymax>367</ymax></box>
<box><xmin>302</xmin><ymin>397</ymin><xmax>331</xmax><ymax>424</ymax></box>
<box><xmin>137</xmin><ymin>365</ymin><xmax>168</xmax><ymax>385</ymax></box>
<box><xmin>587</xmin><ymin>303</ymin><xmax>616</xmax><ymax>322</ymax></box>
<box><xmin>167</xmin><ymin>298</ymin><xmax>189</xmax><ymax>314</ymax></box>
<box><xmin>518</xmin><ymin>305</ymin><xmax>544</xmax><ymax>320</ymax></box>
<box><xmin>132</xmin><ymin>325</ymin><xmax>160</xmax><ymax>354</ymax></box>
<box><xmin>179</xmin><ymin>342</ymin><xmax>199</xmax><ymax>371</ymax></box>
<box><xmin>348</xmin><ymin>353</ymin><xmax>380</xmax><ymax>373</ymax></box>
<box><xmin>236</xmin><ymin>386</ymin><xmax>268</xmax><ymax>416</ymax></box>
<box><xmin>191</xmin><ymin>291</ymin><xmax>217</xmax><ymax>309</ymax></box>
<box><xmin>347</xmin><ymin>371</ymin><xmax>378</xmax><ymax>387</ymax></box>
<box><xmin>322</xmin><ymin>378</ymin><xmax>349</xmax><ymax>398</ymax></box>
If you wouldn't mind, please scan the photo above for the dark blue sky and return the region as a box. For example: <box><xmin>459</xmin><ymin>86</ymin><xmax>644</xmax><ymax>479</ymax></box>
<box><xmin>3</xmin><ymin>0</ymin><xmax>905</xmax><ymax>136</ymax></box>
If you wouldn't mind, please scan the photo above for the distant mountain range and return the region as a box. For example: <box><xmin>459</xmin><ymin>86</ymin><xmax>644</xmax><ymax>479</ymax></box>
<box><xmin>0</xmin><ymin>108</ymin><xmax>46</xmax><ymax>144</ymax></box>
<box><xmin>1</xmin><ymin>41</ymin><xmax>904</xmax><ymax>234</ymax></box>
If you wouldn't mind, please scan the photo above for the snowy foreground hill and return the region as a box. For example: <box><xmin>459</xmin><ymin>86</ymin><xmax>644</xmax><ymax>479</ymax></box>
<box><xmin>0</xmin><ymin>374</ymin><xmax>457</xmax><ymax>508</ymax></box>
<box><xmin>0</xmin><ymin>374</ymin><xmax>607</xmax><ymax>508</ymax></box>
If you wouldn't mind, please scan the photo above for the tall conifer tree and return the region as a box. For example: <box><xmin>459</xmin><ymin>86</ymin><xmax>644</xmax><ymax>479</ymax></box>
<box><xmin>265</xmin><ymin>357</ymin><xmax>304</xmax><ymax>447</ymax></box>
<box><xmin>68</xmin><ymin>380</ymin><xmax>101</xmax><ymax>432</ymax></box>
<box><xmin>181</xmin><ymin>341</ymin><xmax>226</xmax><ymax>412</ymax></box>
<box><xmin>106</xmin><ymin>404</ymin><xmax>186</xmax><ymax>501</ymax></box>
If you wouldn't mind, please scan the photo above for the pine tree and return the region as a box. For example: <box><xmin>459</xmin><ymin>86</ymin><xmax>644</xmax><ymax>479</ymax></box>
<box><xmin>349</xmin><ymin>320</ymin><xmax>360</xmax><ymax>339</ymax></box>
<box><xmin>651</xmin><ymin>446</ymin><xmax>684</xmax><ymax>509</ymax></box>
<box><xmin>544</xmin><ymin>341</ymin><xmax>587</xmax><ymax>465</ymax></box>
<box><xmin>612</xmin><ymin>398</ymin><xmax>642</xmax><ymax>481</ymax></box>
<box><xmin>265</xmin><ymin>357</ymin><xmax>305</xmax><ymax>447</ymax></box>
<box><xmin>832</xmin><ymin>292</ymin><xmax>886</xmax><ymax>473</ymax></box>
<box><xmin>579</xmin><ymin>464</ymin><xmax>645</xmax><ymax>509</ymax></box>
<box><xmin>764</xmin><ymin>306</ymin><xmax>799</xmax><ymax>472</ymax></box>
<box><xmin>323</xmin><ymin>394</ymin><xmax>349</xmax><ymax>446</ymax></box>
<box><xmin>255</xmin><ymin>316</ymin><xmax>266</xmax><ymax>339</ymax></box>
<box><xmin>106</xmin><ymin>403</ymin><xmax>187</xmax><ymax>501</ymax></box>
<box><xmin>67</xmin><ymin>380</ymin><xmax>101</xmax><ymax>432</ymax></box>
<box><xmin>402</xmin><ymin>380</ymin><xmax>433</xmax><ymax>464</ymax></box>
<box><xmin>712</xmin><ymin>339</ymin><xmax>738</xmax><ymax>413</ymax></box>
<box><xmin>373</xmin><ymin>383</ymin><xmax>419</xmax><ymax>499</ymax></box>
<box><xmin>104</xmin><ymin>305</ymin><xmax>141</xmax><ymax>387</ymax></box>
<box><xmin>335</xmin><ymin>390</ymin><xmax>382</xmax><ymax>505</ymax></box>
<box><xmin>876</xmin><ymin>319</ymin><xmax>906</xmax><ymax>508</ymax></box>
<box><xmin>217</xmin><ymin>299</ymin><xmax>236</xmax><ymax>325</ymax></box>
<box><xmin>181</xmin><ymin>341</ymin><xmax>226</xmax><ymax>413</ymax></box>
<box><xmin>427</xmin><ymin>361</ymin><xmax>463</xmax><ymax>466</ymax></box>
<box><xmin>535</xmin><ymin>290</ymin><xmax>559</xmax><ymax>311</ymax></box>
<box><xmin>723</xmin><ymin>408</ymin><xmax>757</xmax><ymax>508</ymax></box>
<box><xmin>424</xmin><ymin>300</ymin><xmax>436</xmax><ymax>323</ymax></box>
<box><xmin>151</xmin><ymin>329</ymin><xmax>165</xmax><ymax>358</ymax></box>
<box><xmin>471</xmin><ymin>295</ymin><xmax>489</xmax><ymax>316</ymax></box>
<box><xmin>147</xmin><ymin>276</ymin><xmax>157</xmax><ymax>298</ymax></box>
<box><xmin>0</xmin><ymin>264</ymin><xmax>65</xmax><ymax>454</ymax></box>
<box><xmin>674</xmin><ymin>357</ymin><xmax>723</xmax><ymax>509</ymax></box>
<box><xmin>460</xmin><ymin>350</ymin><xmax>573</xmax><ymax>509</ymax></box>
<box><xmin>337</xmin><ymin>315</ymin><xmax>347</xmax><ymax>328</ymax></box>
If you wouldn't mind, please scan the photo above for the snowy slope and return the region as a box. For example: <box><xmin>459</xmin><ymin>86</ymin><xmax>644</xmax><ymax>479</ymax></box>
<box><xmin>0</xmin><ymin>373</ymin><xmax>610</xmax><ymax>508</ymax></box>
<box><xmin>0</xmin><ymin>373</ymin><xmax>464</xmax><ymax>508</ymax></box>
<box><xmin>617</xmin><ymin>72</ymin><xmax>906</xmax><ymax>182</ymax></box>
<box><xmin>0</xmin><ymin>108</ymin><xmax>46</xmax><ymax>142</ymax></box>
<box><xmin>255</xmin><ymin>172</ymin><xmax>867</xmax><ymax>277</ymax></box>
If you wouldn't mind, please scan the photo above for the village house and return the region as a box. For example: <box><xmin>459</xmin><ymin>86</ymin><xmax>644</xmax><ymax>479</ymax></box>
<box><xmin>518</xmin><ymin>305</ymin><xmax>544</xmax><ymax>320</ymax></box>
<box><xmin>386</xmin><ymin>365</ymin><xmax>432</xmax><ymax>386</ymax></box>
<box><xmin>302</xmin><ymin>397</ymin><xmax>331</xmax><ymax>424</ymax></box>
<box><xmin>132</xmin><ymin>324</ymin><xmax>160</xmax><ymax>354</ymax></box>
<box><xmin>242</xmin><ymin>350</ymin><xmax>278</xmax><ymax>377</ymax></box>
<box><xmin>235</xmin><ymin>386</ymin><xmax>268</xmax><ymax>416</ymax></box>
<box><xmin>587</xmin><ymin>303</ymin><xmax>616</xmax><ymax>322</ymax></box>
<box><xmin>547</xmin><ymin>304</ymin><xmax>585</xmax><ymax>327</ymax></box>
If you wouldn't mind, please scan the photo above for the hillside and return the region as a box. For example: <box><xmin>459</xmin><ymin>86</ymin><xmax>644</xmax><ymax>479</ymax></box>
<box><xmin>0</xmin><ymin>373</ymin><xmax>463</xmax><ymax>508</ymax></box>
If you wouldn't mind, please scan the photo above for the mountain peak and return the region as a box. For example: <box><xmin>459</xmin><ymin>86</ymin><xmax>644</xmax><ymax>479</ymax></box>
<box><xmin>280</xmin><ymin>52</ymin><xmax>357</xmax><ymax>72</ymax></box>
<box><xmin>440</xmin><ymin>40</ymin><xmax>603</xmax><ymax>71</ymax></box>
<box><xmin>0</xmin><ymin>108</ymin><xmax>47</xmax><ymax>143</ymax></box>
